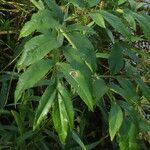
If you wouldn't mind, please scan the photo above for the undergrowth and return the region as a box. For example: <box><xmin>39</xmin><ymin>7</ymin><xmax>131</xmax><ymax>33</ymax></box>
<box><xmin>0</xmin><ymin>0</ymin><xmax>150</xmax><ymax>149</ymax></box>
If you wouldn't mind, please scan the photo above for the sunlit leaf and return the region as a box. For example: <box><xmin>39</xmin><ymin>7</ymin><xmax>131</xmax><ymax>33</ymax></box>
<box><xmin>33</xmin><ymin>82</ymin><xmax>56</xmax><ymax>129</ymax></box>
<box><xmin>90</xmin><ymin>12</ymin><xmax>105</xmax><ymax>28</ymax></box>
<box><xmin>52</xmin><ymin>94</ymin><xmax>68</xmax><ymax>143</ymax></box>
<box><xmin>15</xmin><ymin>59</ymin><xmax>54</xmax><ymax>103</ymax></box>
<box><xmin>20</xmin><ymin>9</ymin><xmax>61</xmax><ymax>38</ymax></box>
<box><xmin>59</xmin><ymin>63</ymin><xmax>94</xmax><ymax>110</ymax></box>
<box><xmin>99</xmin><ymin>10</ymin><xmax>131</xmax><ymax>38</ymax></box>
<box><xmin>17</xmin><ymin>33</ymin><xmax>58</xmax><ymax>68</ymax></box>
<box><xmin>66</xmin><ymin>32</ymin><xmax>96</xmax><ymax>72</ymax></box>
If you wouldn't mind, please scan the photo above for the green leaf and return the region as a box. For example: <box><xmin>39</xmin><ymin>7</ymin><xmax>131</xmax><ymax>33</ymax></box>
<box><xmin>117</xmin><ymin>77</ymin><xmax>139</xmax><ymax>100</ymax></box>
<box><xmin>130</xmin><ymin>11</ymin><xmax>150</xmax><ymax>39</ymax></box>
<box><xmin>109</xmin><ymin>43</ymin><xmax>124</xmax><ymax>75</ymax></box>
<box><xmin>128</xmin><ymin>0</ymin><xmax>145</xmax><ymax>11</ymax></box>
<box><xmin>92</xmin><ymin>78</ymin><xmax>108</xmax><ymax>102</ymax></box>
<box><xmin>63</xmin><ymin>46</ymin><xmax>92</xmax><ymax>85</ymax></box>
<box><xmin>52</xmin><ymin>95</ymin><xmax>67</xmax><ymax>143</ymax></box>
<box><xmin>33</xmin><ymin>83</ymin><xmax>56</xmax><ymax>129</ymax></box>
<box><xmin>15</xmin><ymin>59</ymin><xmax>54</xmax><ymax>103</ymax></box>
<box><xmin>59</xmin><ymin>63</ymin><xmax>94</xmax><ymax>110</ymax></box>
<box><xmin>109</xmin><ymin>102</ymin><xmax>123</xmax><ymax>141</ymax></box>
<box><xmin>43</xmin><ymin>0</ymin><xmax>63</xmax><ymax>21</ymax></box>
<box><xmin>123</xmin><ymin>12</ymin><xmax>136</xmax><ymax>30</ymax></box>
<box><xmin>11</xmin><ymin>110</ymin><xmax>24</xmax><ymax>136</ymax></box>
<box><xmin>111</xmin><ymin>77</ymin><xmax>139</xmax><ymax>104</ymax></box>
<box><xmin>30</xmin><ymin>0</ymin><xmax>45</xmax><ymax>10</ymax></box>
<box><xmin>69</xmin><ymin>0</ymin><xmax>86</xmax><ymax>8</ymax></box>
<box><xmin>17</xmin><ymin>33</ymin><xmax>58</xmax><ymax>68</ymax></box>
<box><xmin>118</xmin><ymin>0</ymin><xmax>127</xmax><ymax>5</ymax></box>
<box><xmin>72</xmin><ymin>131</ymin><xmax>86</xmax><ymax>150</ymax></box>
<box><xmin>125</xmin><ymin>62</ymin><xmax>150</xmax><ymax>101</ymax></box>
<box><xmin>119</xmin><ymin>119</ymin><xmax>138</xmax><ymax>150</ymax></box>
<box><xmin>99</xmin><ymin>10</ymin><xmax>131</xmax><ymax>38</ymax></box>
<box><xmin>66</xmin><ymin>32</ymin><xmax>96</xmax><ymax>72</ymax></box>
<box><xmin>20</xmin><ymin>9</ymin><xmax>61</xmax><ymax>38</ymax></box>
<box><xmin>0</xmin><ymin>78</ymin><xmax>8</xmax><ymax>108</ymax></box>
<box><xmin>86</xmin><ymin>0</ymin><xmax>100</xmax><ymax>7</ymax></box>
<box><xmin>89</xmin><ymin>12</ymin><xmax>106</xmax><ymax>28</ymax></box>
<box><xmin>52</xmin><ymin>82</ymin><xmax>74</xmax><ymax>143</ymax></box>
<box><xmin>58</xmin><ymin>83</ymin><xmax>74</xmax><ymax>130</ymax></box>
<box><xmin>67</xmin><ymin>24</ymin><xmax>95</xmax><ymax>34</ymax></box>
<box><xmin>106</xmin><ymin>29</ymin><xmax>115</xmax><ymax>43</ymax></box>
<box><xmin>135</xmin><ymin>78</ymin><xmax>150</xmax><ymax>101</ymax></box>
<box><xmin>96</xmin><ymin>52</ymin><xmax>110</xmax><ymax>59</ymax></box>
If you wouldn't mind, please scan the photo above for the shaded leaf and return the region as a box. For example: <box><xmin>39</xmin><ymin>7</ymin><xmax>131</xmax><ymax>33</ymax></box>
<box><xmin>135</xmin><ymin>78</ymin><xmax>150</xmax><ymax>101</ymax></box>
<box><xmin>11</xmin><ymin>110</ymin><xmax>24</xmax><ymax>136</ymax></box>
<box><xmin>44</xmin><ymin>0</ymin><xmax>63</xmax><ymax>21</ymax></box>
<box><xmin>119</xmin><ymin>119</ymin><xmax>138</xmax><ymax>150</ymax></box>
<box><xmin>109</xmin><ymin>102</ymin><xmax>123</xmax><ymax>141</ymax></box>
<box><xmin>69</xmin><ymin>0</ymin><xmax>86</xmax><ymax>8</ymax></box>
<box><xmin>93</xmin><ymin>78</ymin><xmax>108</xmax><ymax>101</ymax></box>
<box><xmin>86</xmin><ymin>0</ymin><xmax>100</xmax><ymax>7</ymax></box>
<box><xmin>111</xmin><ymin>77</ymin><xmax>139</xmax><ymax>104</ymax></box>
<box><xmin>109</xmin><ymin>43</ymin><xmax>124</xmax><ymax>75</ymax></box>
<box><xmin>72</xmin><ymin>131</ymin><xmax>86</xmax><ymax>150</ymax></box>
<box><xmin>130</xmin><ymin>12</ymin><xmax>150</xmax><ymax>39</ymax></box>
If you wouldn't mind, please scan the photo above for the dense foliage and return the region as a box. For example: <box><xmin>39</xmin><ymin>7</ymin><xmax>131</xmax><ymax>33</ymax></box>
<box><xmin>0</xmin><ymin>0</ymin><xmax>150</xmax><ymax>149</ymax></box>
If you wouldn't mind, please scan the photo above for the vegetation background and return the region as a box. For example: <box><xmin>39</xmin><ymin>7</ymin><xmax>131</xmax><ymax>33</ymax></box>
<box><xmin>0</xmin><ymin>0</ymin><xmax>150</xmax><ymax>149</ymax></box>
